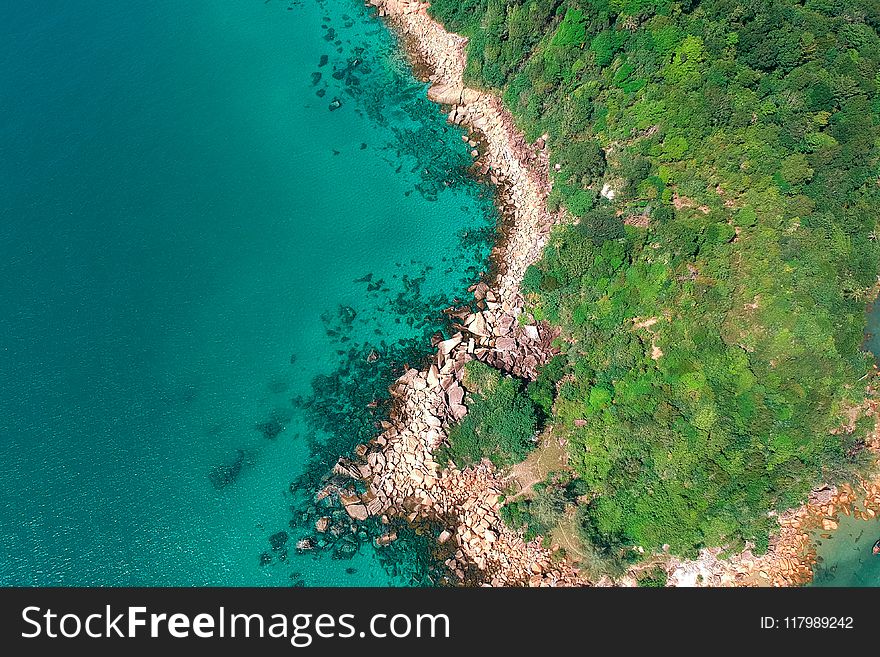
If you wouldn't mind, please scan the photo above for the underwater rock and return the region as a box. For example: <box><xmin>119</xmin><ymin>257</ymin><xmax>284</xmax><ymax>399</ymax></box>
<box><xmin>328</xmin><ymin>97</ymin><xmax>342</xmax><ymax>111</ymax></box>
<box><xmin>338</xmin><ymin>305</ymin><xmax>357</xmax><ymax>325</ymax></box>
<box><xmin>259</xmin><ymin>552</ymin><xmax>272</xmax><ymax>567</ymax></box>
<box><xmin>332</xmin><ymin>538</ymin><xmax>359</xmax><ymax>560</ymax></box>
<box><xmin>375</xmin><ymin>531</ymin><xmax>398</xmax><ymax>547</ymax></box>
<box><xmin>209</xmin><ymin>449</ymin><xmax>246</xmax><ymax>490</ymax></box>
<box><xmin>256</xmin><ymin>410</ymin><xmax>290</xmax><ymax>440</ymax></box>
<box><xmin>269</xmin><ymin>531</ymin><xmax>289</xmax><ymax>552</ymax></box>
<box><xmin>256</xmin><ymin>419</ymin><xmax>284</xmax><ymax>440</ymax></box>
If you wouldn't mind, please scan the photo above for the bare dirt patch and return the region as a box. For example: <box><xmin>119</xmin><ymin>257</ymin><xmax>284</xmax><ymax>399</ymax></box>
<box><xmin>504</xmin><ymin>431</ymin><xmax>569</xmax><ymax>501</ymax></box>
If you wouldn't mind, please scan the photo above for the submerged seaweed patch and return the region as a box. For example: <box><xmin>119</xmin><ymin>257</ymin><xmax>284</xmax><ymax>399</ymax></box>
<box><xmin>249</xmin><ymin>0</ymin><xmax>499</xmax><ymax>585</ymax></box>
<box><xmin>305</xmin><ymin>0</ymin><xmax>493</xmax><ymax>203</ymax></box>
<box><xmin>255</xmin><ymin>409</ymin><xmax>291</xmax><ymax>440</ymax></box>
<box><xmin>209</xmin><ymin>449</ymin><xmax>256</xmax><ymax>490</ymax></box>
<box><xmin>267</xmin><ymin>257</ymin><xmax>489</xmax><ymax>582</ymax></box>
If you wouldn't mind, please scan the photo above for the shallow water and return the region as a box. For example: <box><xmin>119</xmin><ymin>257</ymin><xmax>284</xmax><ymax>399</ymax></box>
<box><xmin>810</xmin><ymin>512</ymin><xmax>880</xmax><ymax>587</ymax></box>
<box><xmin>0</xmin><ymin>0</ymin><xmax>495</xmax><ymax>585</ymax></box>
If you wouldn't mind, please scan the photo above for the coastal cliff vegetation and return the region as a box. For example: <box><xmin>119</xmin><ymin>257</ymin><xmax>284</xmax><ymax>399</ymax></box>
<box><xmin>438</xmin><ymin>361</ymin><xmax>540</xmax><ymax>468</ymax></box>
<box><xmin>428</xmin><ymin>0</ymin><xmax>880</xmax><ymax>560</ymax></box>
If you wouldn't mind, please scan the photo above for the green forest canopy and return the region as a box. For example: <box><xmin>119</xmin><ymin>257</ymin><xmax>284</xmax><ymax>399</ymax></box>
<box><xmin>427</xmin><ymin>0</ymin><xmax>880</xmax><ymax>558</ymax></box>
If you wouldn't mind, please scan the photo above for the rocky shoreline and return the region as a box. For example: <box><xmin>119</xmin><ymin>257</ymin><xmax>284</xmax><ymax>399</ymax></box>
<box><xmin>318</xmin><ymin>0</ymin><xmax>588</xmax><ymax>586</ymax></box>
<box><xmin>319</xmin><ymin>0</ymin><xmax>880</xmax><ymax>587</ymax></box>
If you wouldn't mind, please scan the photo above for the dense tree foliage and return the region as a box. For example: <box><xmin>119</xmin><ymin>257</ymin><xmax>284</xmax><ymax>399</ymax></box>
<box><xmin>430</xmin><ymin>0</ymin><xmax>880</xmax><ymax>558</ymax></box>
<box><xmin>439</xmin><ymin>361</ymin><xmax>540</xmax><ymax>468</ymax></box>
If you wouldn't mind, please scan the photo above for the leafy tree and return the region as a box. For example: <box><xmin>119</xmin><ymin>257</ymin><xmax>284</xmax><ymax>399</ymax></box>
<box><xmin>439</xmin><ymin>361</ymin><xmax>539</xmax><ymax>468</ymax></box>
<box><xmin>552</xmin><ymin>139</ymin><xmax>607</xmax><ymax>189</ymax></box>
<box><xmin>551</xmin><ymin>8</ymin><xmax>588</xmax><ymax>47</ymax></box>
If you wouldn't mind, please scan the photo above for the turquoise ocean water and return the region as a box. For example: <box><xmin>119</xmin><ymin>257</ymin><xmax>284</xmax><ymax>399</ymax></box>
<box><xmin>811</xmin><ymin>512</ymin><xmax>880</xmax><ymax>587</ymax></box>
<box><xmin>0</xmin><ymin>0</ymin><xmax>495</xmax><ymax>585</ymax></box>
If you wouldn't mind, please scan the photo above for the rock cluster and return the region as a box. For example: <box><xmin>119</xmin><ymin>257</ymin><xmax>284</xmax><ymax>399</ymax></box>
<box><xmin>330</xmin><ymin>297</ymin><xmax>583</xmax><ymax>585</ymax></box>
<box><xmin>367</xmin><ymin>0</ymin><xmax>555</xmax><ymax>299</ymax></box>
<box><xmin>666</xmin><ymin>525</ymin><xmax>817</xmax><ymax>588</ymax></box>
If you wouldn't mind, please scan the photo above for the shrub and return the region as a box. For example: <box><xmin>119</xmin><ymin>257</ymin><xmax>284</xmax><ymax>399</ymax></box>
<box><xmin>439</xmin><ymin>362</ymin><xmax>539</xmax><ymax>468</ymax></box>
<box><xmin>637</xmin><ymin>567</ymin><xmax>668</xmax><ymax>587</ymax></box>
